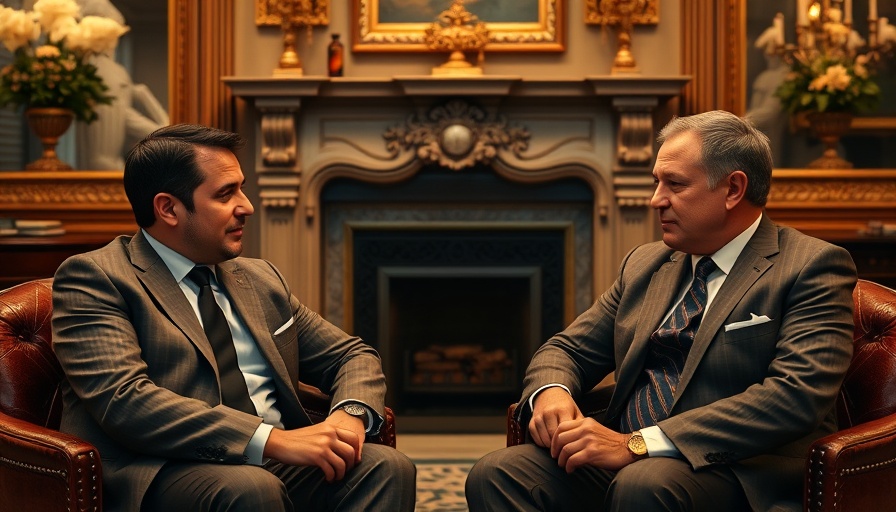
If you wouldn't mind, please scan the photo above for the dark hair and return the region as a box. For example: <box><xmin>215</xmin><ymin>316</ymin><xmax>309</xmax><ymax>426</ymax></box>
<box><xmin>657</xmin><ymin>110</ymin><xmax>773</xmax><ymax>207</ymax></box>
<box><xmin>123</xmin><ymin>124</ymin><xmax>246</xmax><ymax>227</ymax></box>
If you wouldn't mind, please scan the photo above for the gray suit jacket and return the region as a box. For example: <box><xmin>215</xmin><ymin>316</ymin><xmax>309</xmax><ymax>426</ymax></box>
<box><xmin>519</xmin><ymin>215</ymin><xmax>857</xmax><ymax>511</ymax></box>
<box><xmin>52</xmin><ymin>231</ymin><xmax>386</xmax><ymax>512</ymax></box>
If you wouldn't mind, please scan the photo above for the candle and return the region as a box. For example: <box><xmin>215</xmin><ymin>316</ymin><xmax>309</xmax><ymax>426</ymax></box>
<box><xmin>844</xmin><ymin>0</ymin><xmax>853</xmax><ymax>23</ymax></box>
<box><xmin>797</xmin><ymin>0</ymin><xmax>809</xmax><ymax>25</ymax></box>
<box><xmin>870</xmin><ymin>0</ymin><xmax>878</xmax><ymax>20</ymax></box>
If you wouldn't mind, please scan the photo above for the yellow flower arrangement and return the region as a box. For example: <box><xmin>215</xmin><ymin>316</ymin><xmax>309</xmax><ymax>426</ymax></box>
<box><xmin>0</xmin><ymin>0</ymin><xmax>129</xmax><ymax>123</ymax></box>
<box><xmin>775</xmin><ymin>8</ymin><xmax>881</xmax><ymax>114</ymax></box>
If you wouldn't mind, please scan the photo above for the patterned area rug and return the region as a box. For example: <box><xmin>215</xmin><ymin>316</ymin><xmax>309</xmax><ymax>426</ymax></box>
<box><xmin>414</xmin><ymin>459</ymin><xmax>477</xmax><ymax>511</ymax></box>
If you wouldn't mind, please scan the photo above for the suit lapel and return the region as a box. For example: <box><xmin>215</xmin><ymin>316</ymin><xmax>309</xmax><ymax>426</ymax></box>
<box><xmin>674</xmin><ymin>216</ymin><xmax>779</xmax><ymax>404</ymax></box>
<box><xmin>609</xmin><ymin>252</ymin><xmax>690</xmax><ymax>418</ymax></box>
<box><xmin>217</xmin><ymin>262</ymin><xmax>304</xmax><ymax>416</ymax></box>
<box><xmin>128</xmin><ymin>232</ymin><xmax>217</xmax><ymax>367</ymax></box>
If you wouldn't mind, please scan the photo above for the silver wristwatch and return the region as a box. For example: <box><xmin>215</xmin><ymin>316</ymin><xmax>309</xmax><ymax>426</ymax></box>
<box><xmin>338</xmin><ymin>403</ymin><xmax>370</xmax><ymax>428</ymax></box>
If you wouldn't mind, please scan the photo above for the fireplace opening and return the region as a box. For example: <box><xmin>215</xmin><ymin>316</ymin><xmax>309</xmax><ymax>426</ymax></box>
<box><xmin>352</xmin><ymin>229</ymin><xmax>566</xmax><ymax>432</ymax></box>
<box><xmin>378</xmin><ymin>267</ymin><xmax>541</xmax><ymax>430</ymax></box>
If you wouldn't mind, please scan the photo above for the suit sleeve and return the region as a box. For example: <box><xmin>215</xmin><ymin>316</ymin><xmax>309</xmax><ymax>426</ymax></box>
<box><xmin>260</xmin><ymin>260</ymin><xmax>387</xmax><ymax>420</ymax></box>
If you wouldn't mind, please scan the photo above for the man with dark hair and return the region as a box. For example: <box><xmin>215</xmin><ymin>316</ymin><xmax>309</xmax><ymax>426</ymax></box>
<box><xmin>52</xmin><ymin>124</ymin><xmax>416</xmax><ymax>511</ymax></box>
<box><xmin>466</xmin><ymin>110</ymin><xmax>857</xmax><ymax>511</ymax></box>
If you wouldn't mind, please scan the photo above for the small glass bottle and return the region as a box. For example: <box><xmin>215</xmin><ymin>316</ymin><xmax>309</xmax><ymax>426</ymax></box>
<box><xmin>328</xmin><ymin>33</ymin><xmax>344</xmax><ymax>77</ymax></box>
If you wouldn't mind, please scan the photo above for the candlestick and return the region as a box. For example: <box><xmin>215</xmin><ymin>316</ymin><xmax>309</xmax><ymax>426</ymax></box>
<box><xmin>798</xmin><ymin>0</ymin><xmax>809</xmax><ymax>25</ymax></box>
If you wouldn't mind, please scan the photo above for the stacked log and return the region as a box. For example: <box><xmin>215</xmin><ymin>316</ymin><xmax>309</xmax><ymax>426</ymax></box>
<box><xmin>409</xmin><ymin>344</ymin><xmax>512</xmax><ymax>386</ymax></box>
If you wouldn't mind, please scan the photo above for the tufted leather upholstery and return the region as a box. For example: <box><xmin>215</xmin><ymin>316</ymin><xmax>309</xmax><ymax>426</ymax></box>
<box><xmin>805</xmin><ymin>279</ymin><xmax>896</xmax><ymax>512</ymax></box>
<box><xmin>506</xmin><ymin>279</ymin><xmax>896</xmax><ymax>512</ymax></box>
<box><xmin>0</xmin><ymin>278</ymin><xmax>397</xmax><ymax>511</ymax></box>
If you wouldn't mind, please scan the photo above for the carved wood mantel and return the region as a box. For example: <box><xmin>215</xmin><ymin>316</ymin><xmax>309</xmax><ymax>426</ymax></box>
<box><xmin>225</xmin><ymin>76</ymin><xmax>689</xmax><ymax>310</ymax></box>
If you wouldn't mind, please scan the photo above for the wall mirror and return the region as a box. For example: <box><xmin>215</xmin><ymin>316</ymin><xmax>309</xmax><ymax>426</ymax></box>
<box><xmin>740</xmin><ymin>0</ymin><xmax>896</xmax><ymax>169</ymax></box>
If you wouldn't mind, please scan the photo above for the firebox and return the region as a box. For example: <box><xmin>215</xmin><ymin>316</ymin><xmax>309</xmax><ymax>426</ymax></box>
<box><xmin>351</xmin><ymin>228</ymin><xmax>566</xmax><ymax>432</ymax></box>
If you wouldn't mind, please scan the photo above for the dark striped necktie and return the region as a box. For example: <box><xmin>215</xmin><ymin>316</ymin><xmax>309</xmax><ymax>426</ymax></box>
<box><xmin>621</xmin><ymin>256</ymin><xmax>718</xmax><ymax>433</ymax></box>
<box><xmin>187</xmin><ymin>266</ymin><xmax>257</xmax><ymax>415</ymax></box>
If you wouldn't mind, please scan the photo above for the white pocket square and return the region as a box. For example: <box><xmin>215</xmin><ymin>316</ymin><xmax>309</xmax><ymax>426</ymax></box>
<box><xmin>273</xmin><ymin>316</ymin><xmax>295</xmax><ymax>335</ymax></box>
<box><xmin>724</xmin><ymin>313</ymin><xmax>773</xmax><ymax>332</ymax></box>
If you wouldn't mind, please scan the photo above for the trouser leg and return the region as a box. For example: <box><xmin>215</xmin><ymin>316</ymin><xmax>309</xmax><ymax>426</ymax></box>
<box><xmin>606</xmin><ymin>457</ymin><xmax>750</xmax><ymax>512</ymax></box>
<box><xmin>271</xmin><ymin>443</ymin><xmax>417</xmax><ymax>511</ymax></box>
<box><xmin>142</xmin><ymin>444</ymin><xmax>416</xmax><ymax>512</ymax></box>
<box><xmin>465</xmin><ymin>443</ymin><xmax>614</xmax><ymax>512</ymax></box>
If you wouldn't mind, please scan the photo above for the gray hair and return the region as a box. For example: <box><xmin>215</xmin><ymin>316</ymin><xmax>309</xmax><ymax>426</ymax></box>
<box><xmin>657</xmin><ymin>110</ymin><xmax>773</xmax><ymax>207</ymax></box>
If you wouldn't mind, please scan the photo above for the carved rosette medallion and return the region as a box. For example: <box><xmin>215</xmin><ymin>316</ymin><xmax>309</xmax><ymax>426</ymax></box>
<box><xmin>383</xmin><ymin>100</ymin><xmax>529</xmax><ymax>171</ymax></box>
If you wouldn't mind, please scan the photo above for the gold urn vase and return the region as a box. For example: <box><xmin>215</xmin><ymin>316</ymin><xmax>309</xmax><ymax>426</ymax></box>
<box><xmin>806</xmin><ymin>111</ymin><xmax>853</xmax><ymax>169</ymax></box>
<box><xmin>24</xmin><ymin>107</ymin><xmax>75</xmax><ymax>171</ymax></box>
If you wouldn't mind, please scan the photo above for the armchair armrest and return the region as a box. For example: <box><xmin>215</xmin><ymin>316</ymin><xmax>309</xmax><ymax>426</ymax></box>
<box><xmin>805</xmin><ymin>412</ymin><xmax>896</xmax><ymax>512</ymax></box>
<box><xmin>0</xmin><ymin>410</ymin><xmax>102</xmax><ymax>511</ymax></box>
<box><xmin>296</xmin><ymin>382</ymin><xmax>397</xmax><ymax>448</ymax></box>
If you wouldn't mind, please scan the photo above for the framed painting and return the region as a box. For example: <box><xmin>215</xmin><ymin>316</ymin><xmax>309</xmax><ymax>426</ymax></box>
<box><xmin>352</xmin><ymin>0</ymin><xmax>564</xmax><ymax>52</ymax></box>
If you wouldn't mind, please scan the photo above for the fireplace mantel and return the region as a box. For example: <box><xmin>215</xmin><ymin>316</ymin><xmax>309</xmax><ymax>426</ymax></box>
<box><xmin>225</xmin><ymin>76</ymin><xmax>689</xmax><ymax>312</ymax></box>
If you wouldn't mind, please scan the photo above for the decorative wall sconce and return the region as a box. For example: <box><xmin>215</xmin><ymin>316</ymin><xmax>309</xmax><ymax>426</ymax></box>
<box><xmin>423</xmin><ymin>0</ymin><xmax>490</xmax><ymax>76</ymax></box>
<box><xmin>259</xmin><ymin>0</ymin><xmax>330</xmax><ymax>76</ymax></box>
<box><xmin>586</xmin><ymin>0</ymin><xmax>658</xmax><ymax>75</ymax></box>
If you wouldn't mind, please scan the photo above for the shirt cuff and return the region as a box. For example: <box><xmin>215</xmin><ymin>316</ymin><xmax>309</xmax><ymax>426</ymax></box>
<box><xmin>527</xmin><ymin>383</ymin><xmax>572</xmax><ymax>412</ymax></box>
<box><xmin>330</xmin><ymin>399</ymin><xmax>384</xmax><ymax>436</ymax></box>
<box><xmin>640</xmin><ymin>425</ymin><xmax>682</xmax><ymax>458</ymax></box>
<box><xmin>245</xmin><ymin>422</ymin><xmax>274</xmax><ymax>466</ymax></box>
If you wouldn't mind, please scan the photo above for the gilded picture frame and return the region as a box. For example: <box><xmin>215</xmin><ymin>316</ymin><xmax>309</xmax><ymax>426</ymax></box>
<box><xmin>255</xmin><ymin>0</ymin><xmax>330</xmax><ymax>27</ymax></box>
<box><xmin>352</xmin><ymin>0</ymin><xmax>565</xmax><ymax>52</ymax></box>
<box><xmin>584</xmin><ymin>0</ymin><xmax>659</xmax><ymax>25</ymax></box>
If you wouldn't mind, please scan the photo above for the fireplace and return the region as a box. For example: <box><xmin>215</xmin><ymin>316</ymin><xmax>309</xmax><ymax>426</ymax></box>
<box><xmin>322</xmin><ymin>166</ymin><xmax>592</xmax><ymax>431</ymax></box>
<box><xmin>225</xmin><ymin>76</ymin><xmax>689</xmax><ymax>431</ymax></box>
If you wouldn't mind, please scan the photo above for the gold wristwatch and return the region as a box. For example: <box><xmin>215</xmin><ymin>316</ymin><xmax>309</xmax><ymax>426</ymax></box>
<box><xmin>627</xmin><ymin>431</ymin><xmax>649</xmax><ymax>459</ymax></box>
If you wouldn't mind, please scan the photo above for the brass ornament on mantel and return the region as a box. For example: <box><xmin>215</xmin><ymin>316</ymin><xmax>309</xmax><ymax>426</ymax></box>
<box><xmin>383</xmin><ymin>100</ymin><xmax>530</xmax><ymax>171</ymax></box>
<box><xmin>594</xmin><ymin>0</ymin><xmax>653</xmax><ymax>75</ymax></box>
<box><xmin>270</xmin><ymin>0</ymin><xmax>330</xmax><ymax>76</ymax></box>
<box><xmin>423</xmin><ymin>0</ymin><xmax>490</xmax><ymax>76</ymax></box>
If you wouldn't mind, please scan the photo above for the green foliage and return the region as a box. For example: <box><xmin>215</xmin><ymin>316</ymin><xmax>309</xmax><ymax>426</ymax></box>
<box><xmin>0</xmin><ymin>44</ymin><xmax>113</xmax><ymax>123</ymax></box>
<box><xmin>775</xmin><ymin>53</ymin><xmax>880</xmax><ymax>115</ymax></box>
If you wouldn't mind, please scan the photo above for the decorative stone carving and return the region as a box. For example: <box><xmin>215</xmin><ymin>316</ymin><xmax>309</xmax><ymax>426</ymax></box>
<box><xmin>383</xmin><ymin>100</ymin><xmax>530</xmax><ymax>171</ymax></box>
<box><xmin>258</xmin><ymin>99</ymin><xmax>301</xmax><ymax>167</ymax></box>
<box><xmin>610</xmin><ymin>96</ymin><xmax>659</xmax><ymax>209</ymax></box>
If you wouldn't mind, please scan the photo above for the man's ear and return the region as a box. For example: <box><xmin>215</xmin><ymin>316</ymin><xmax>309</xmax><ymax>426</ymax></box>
<box><xmin>725</xmin><ymin>171</ymin><xmax>748</xmax><ymax>210</ymax></box>
<box><xmin>154</xmin><ymin>193</ymin><xmax>180</xmax><ymax>227</ymax></box>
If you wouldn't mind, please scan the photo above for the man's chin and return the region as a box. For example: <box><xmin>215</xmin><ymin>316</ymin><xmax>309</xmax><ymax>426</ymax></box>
<box><xmin>222</xmin><ymin>243</ymin><xmax>243</xmax><ymax>260</ymax></box>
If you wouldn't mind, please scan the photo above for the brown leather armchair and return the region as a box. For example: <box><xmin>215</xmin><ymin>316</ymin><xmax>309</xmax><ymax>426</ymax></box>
<box><xmin>0</xmin><ymin>278</ymin><xmax>396</xmax><ymax>512</ymax></box>
<box><xmin>506</xmin><ymin>279</ymin><xmax>896</xmax><ymax>512</ymax></box>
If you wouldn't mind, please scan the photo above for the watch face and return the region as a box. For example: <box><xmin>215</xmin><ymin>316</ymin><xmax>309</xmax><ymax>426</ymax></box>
<box><xmin>341</xmin><ymin>403</ymin><xmax>367</xmax><ymax>417</ymax></box>
<box><xmin>627</xmin><ymin>433</ymin><xmax>648</xmax><ymax>456</ymax></box>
